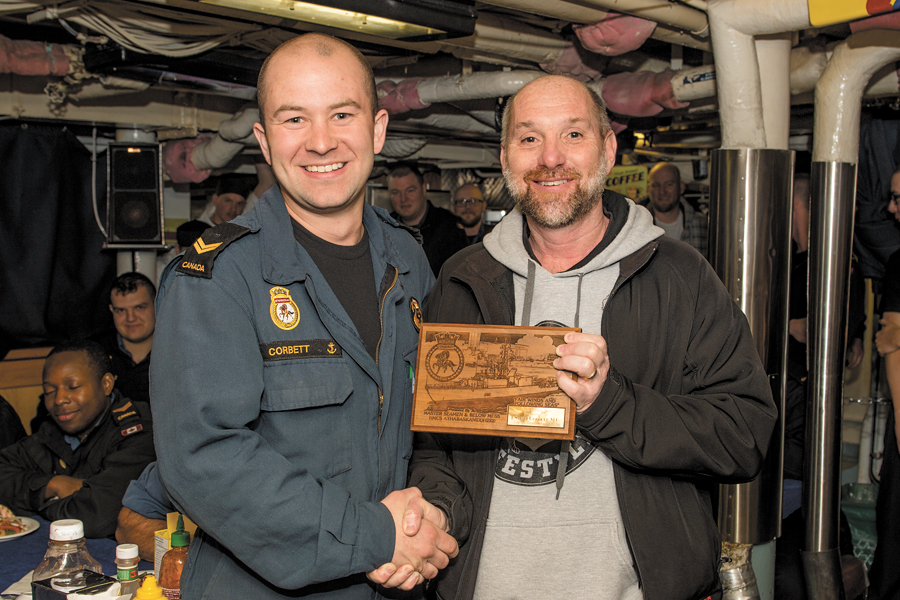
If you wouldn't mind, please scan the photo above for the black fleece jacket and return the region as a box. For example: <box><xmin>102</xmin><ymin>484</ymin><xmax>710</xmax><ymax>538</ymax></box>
<box><xmin>408</xmin><ymin>210</ymin><xmax>776</xmax><ymax>600</ymax></box>
<box><xmin>0</xmin><ymin>393</ymin><xmax>155</xmax><ymax>538</ymax></box>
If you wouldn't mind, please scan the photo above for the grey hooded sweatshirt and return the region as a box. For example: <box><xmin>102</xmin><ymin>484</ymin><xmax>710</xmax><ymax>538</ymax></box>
<box><xmin>470</xmin><ymin>199</ymin><xmax>662</xmax><ymax>600</ymax></box>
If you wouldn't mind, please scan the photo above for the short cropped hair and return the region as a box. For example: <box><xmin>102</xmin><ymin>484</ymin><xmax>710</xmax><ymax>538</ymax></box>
<box><xmin>501</xmin><ymin>76</ymin><xmax>611</xmax><ymax>147</ymax></box>
<box><xmin>388</xmin><ymin>164</ymin><xmax>425</xmax><ymax>187</ymax></box>
<box><xmin>47</xmin><ymin>339</ymin><xmax>113</xmax><ymax>381</ymax></box>
<box><xmin>256</xmin><ymin>34</ymin><xmax>378</xmax><ymax>124</ymax></box>
<box><xmin>111</xmin><ymin>272</ymin><xmax>156</xmax><ymax>301</ymax></box>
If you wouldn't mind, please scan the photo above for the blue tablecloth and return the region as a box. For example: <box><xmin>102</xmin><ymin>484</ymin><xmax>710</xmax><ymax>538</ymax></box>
<box><xmin>0</xmin><ymin>516</ymin><xmax>154</xmax><ymax>591</ymax></box>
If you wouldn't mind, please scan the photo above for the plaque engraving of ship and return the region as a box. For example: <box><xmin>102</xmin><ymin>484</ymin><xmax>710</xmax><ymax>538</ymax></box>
<box><xmin>411</xmin><ymin>323</ymin><xmax>579</xmax><ymax>440</ymax></box>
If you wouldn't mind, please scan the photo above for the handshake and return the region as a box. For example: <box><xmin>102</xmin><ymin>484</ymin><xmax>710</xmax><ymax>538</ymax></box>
<box><xmin>367</xmin><ymin>487</ymin><xmax>459</xmax><ymax>591</ymax></box>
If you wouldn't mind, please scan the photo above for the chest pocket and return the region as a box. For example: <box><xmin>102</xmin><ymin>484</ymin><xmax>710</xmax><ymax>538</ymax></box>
<box><xmin>259</xmin><ymin>362</ymin><xmax>353</xmax><ymax>478</ymax></box>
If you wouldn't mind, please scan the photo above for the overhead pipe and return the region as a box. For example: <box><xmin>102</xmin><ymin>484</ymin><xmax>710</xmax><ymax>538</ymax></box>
<box><xmin>480</xmin><ymin>0</ymin><xmax>709</xmax><ymax>37</ymax></box>
<box><xmin>574</xmin><ymin>13</ymin><xmax>657</xmax><ymax>56</ymax></box>
<box><xmin>189</xmin><ymin>107</ymin><xmax>259</xmax><ymax>170</ymax></box>
<box><xmin>755</xmin><ymin>34</ymin><xmax>793</xmax><ymax>151</ymax></box>
<box><xmin>706</xmin><ymin>0</ymin><xmax>810</xmax><ymax>149</ymax></box>
<box><xmin>377</xmin><ymin>68</ymin><xmax>686</xmax><ymax>120</ymax></box>
<box><xmin>814</xmin><ymin>29</ymin><xmax>900</xmax><ymax>164</ymax></box>
<box><xmin>0</xmin><ymin>33</ymin><xmax>71</xmax><ymax>76</ymax></box>
<box><xmin>803</xmin><ymin>28</ymin><xmax>900</xmax><ymax>598</ymax></box>
<box><xmin>477</xmin><ymin>0</ymin><xmax>710</xmax><ymax>50</ymax></box>
<box><xmin>670</xmin><ymin>43</ymin><xmax>899</xmax><ymax>105</ymax></box>
<box><xmin>439</xmin><ymin>13</ymin><xmax>568</xmax><ymax>65</ymax></box>
<box><xmin>541</xmin><ymin>43</ymin><xmax>604</xmax><ymax>82</ymax></box>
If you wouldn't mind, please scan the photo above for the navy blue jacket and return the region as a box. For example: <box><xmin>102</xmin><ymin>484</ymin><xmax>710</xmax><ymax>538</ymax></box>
<box><xmin>151</xmin><ymin>188</ymin><xmax>433</xmax><ymax>599</ymax></box>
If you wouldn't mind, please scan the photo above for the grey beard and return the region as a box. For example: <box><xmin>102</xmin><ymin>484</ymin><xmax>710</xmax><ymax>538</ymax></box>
<box><xmin>504</xmin><ymin>161</ymin><xmax>609</xmax><ymax>229</ymax></box>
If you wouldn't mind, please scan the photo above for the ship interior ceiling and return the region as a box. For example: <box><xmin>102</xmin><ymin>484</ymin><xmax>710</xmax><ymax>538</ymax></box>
<box><xmin>0</xmin><ymin>0</ymin><xmax>898</xmax><ymax>212</ymax></box>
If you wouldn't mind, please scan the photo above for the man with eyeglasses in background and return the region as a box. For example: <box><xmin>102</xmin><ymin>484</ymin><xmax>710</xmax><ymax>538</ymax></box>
<box><xmin>452</xmin><ymin>183</ymin><xmax>493</xmax><ymax>245</ymax></box>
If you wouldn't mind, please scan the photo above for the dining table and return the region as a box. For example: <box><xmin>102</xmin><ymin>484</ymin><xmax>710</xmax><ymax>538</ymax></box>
<box><xmin>0</xmin><ymin>516</ymin><xmax>154</xmax><ymax>597</ymax></box>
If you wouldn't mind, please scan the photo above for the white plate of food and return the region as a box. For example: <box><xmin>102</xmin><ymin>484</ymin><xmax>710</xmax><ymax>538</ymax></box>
<box><xmin>0</xmin><ymin>516</ymin><xmax>39</xmax><ymax>541</ymax></box>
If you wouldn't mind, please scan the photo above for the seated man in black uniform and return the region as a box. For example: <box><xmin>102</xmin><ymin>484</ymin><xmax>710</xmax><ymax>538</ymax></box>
<box><xmin>95</xmin><ymin>272</ymin><xmax>156</xmax><ymax>405</ymax></box>
<box><xmin>0</xmin><ymin>339</ymin><xmax>155</xmax><ymax>538</ymax></box>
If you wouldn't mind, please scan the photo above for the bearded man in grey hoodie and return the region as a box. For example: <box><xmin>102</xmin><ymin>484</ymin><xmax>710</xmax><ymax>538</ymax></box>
<box><xmin>389</xmin><ymin>76</ymin><xmax>777</xmax><ymax>600</ymax></box>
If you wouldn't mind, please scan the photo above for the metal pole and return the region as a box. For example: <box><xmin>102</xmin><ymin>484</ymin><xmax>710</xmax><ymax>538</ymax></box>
<box><xmin>710</xmin><ymin>148</ymin><xmax>794</xmax><ymax>598</ymax></box>
<box><xmin>800</xmin><ymin>161</ymin><xmax>857</xmax><ymax>600</ymax></box>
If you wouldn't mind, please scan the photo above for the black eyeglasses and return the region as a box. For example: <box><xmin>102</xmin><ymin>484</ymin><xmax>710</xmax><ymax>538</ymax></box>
<box><xmin>891</xmin><ymin>193</ymin><xmax>900</xmax><ymax>203</ymax></box>
<box><xmin>453</xmin><ymin>198</ymin><xmax>483</xmax><ymax>206</ymax></box>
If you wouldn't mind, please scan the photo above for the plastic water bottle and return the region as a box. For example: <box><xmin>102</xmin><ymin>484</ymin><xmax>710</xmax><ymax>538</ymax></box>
<box><xmin>32</xmin><ymin>519</ymin><xmax>102</xmax><ymax>590</ymax></box>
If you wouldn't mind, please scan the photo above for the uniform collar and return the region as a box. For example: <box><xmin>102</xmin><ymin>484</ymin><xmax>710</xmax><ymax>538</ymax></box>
<box><xmin>240</xmin><ymin>185</ymin><xmax>413</xmax><ymax>286</ymax></box>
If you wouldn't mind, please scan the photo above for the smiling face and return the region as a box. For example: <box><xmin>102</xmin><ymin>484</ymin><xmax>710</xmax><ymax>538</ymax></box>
<box><xmin>253</xmin><ymin>36</ymin><xmax>388</xmax><ymax>219</ymax></box>
<box><xmin>648</xmin><ymin>163</ymin><xmax>683</xmax><ymax>215</ymax></box>
<box><xmin>389</xmin><ymin>173</ymin><xmax>428</xmax><ymax>225</ymax></box>
<box><xmin>501</xmin><ymin>77</ymin><xmax>616</xmax><ymax>229</ymax></box>
<box><xmin>110</xmin><ymin>285</ymin><xmax>155</xmax><ymax>345</ymax></box>
<box><xmin>43</xmin><ymin>351</ymin><xmax>114</xmax><ymax>438</ymax></box>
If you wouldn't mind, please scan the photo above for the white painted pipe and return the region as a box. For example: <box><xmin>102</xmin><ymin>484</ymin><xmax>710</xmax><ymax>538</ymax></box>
<box><xmin>707</xmin><ymin>8</ymin><xmax>764</xmax><ymax>148</ymax></box>
<box><xmin>671</xmin><ymin>44</ymin><xmax>899</xmax><ymax>103</ymax></box>
<box><xmin>480</xmin><ymin>0</ymin><xmax>708</xmax><ymax>34</ymax></box>
<box><xmin>789</xmin><ymin>44</ymin><xmax>828</xmax><ymax>95</ymax></box>
<box><xmin>707</xmin><ymin>0</ymin><xmax>811</xmax><ymax>149</ymax></box>
<box><xmin>191</xmin><ymin>107</ymin><xmax>259</xmax><ymax>170</ymax></box>
<box><xmin>671</xmin><ymin>64</ymin><xmax>717</xmax><ymax>101</ymax></box>
<box><xmin>441</xmin><ymin>13</ymin><xmax>568</xmax><ymax>64</ymax></box>
<box><xmin>813</xmin><ymin>29</ymin><xmax>900</xmax><ymax>163</ymax></box>
<box><xmin>416</xmin><ymin>70</ymin><xmax>544</xmax><ymax>104</ymax></box>
<box><xmin>756</xmin><ymin>34</ymin><xmax>792</xmax><ymax>150</ymax></box>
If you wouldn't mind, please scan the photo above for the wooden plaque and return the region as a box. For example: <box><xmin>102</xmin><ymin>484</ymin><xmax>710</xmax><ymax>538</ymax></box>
<box><xmin>411</xmin><ymin>323</ymin><xmax>579</xmax><ymax>440</ymax></box>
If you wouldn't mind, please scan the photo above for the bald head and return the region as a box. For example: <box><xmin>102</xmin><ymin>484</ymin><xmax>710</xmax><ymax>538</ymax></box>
<box><xmin>501</xmin><ymin>75</ymin><xmax>611</xmax><ymax>148</ymax></box>
<box><xmin>649</xmin><ymin>162</ymin><xmax>680</xmax><ymax>184</ymax></box>
<box><xmin>256</xmin><ymin>34</ymin><xmax>377</xmax><ymax>124</ymax></box>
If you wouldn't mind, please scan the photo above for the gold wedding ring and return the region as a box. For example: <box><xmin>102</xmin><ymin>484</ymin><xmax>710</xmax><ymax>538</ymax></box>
<box><xmin>584</xmin><ymin>369</ymin><xmax>597</xmax><ymax>380</ymax></box>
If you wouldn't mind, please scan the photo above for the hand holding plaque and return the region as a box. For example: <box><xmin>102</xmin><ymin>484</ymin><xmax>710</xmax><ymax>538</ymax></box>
<box><xmin>411</xmin><ymin>323</ymin><xmax>581</xmax><ymax>440</ymax></box>
<box><xmin>553</xmin><ymin>330</ymin><xmax>610</xmax><ymax>414</ymax></box>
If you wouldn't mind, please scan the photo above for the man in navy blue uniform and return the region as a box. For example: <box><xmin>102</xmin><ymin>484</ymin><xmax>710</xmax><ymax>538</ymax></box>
<box><xmin>151</xmin><ymin>33</ymin><xmax>456</xmax><ymax>599</ymax></box>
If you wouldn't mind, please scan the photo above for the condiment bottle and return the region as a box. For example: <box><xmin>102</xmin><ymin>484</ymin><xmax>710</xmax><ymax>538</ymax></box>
<box><xmin>158</xmin><ymin>515</ymin><xmax>191</xmax><ymax>599</ymax></box>
<box><xmin>32</xmin><ymin>519</ymin><xmax>102</xmax><ymax>588</ymax></box>
<box><xmin>135</xmin><ymin>575</ymin><xmax>164</xmax><ymax>599</ymax></box>
<box><xmin>116</xmin><ymin>543</ymin><xmax>141</xmax><ymax>595</ymax></box>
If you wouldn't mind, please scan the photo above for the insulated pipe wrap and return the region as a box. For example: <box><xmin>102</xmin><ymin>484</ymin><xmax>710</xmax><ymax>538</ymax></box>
<box><xmin>0</xmin><ymin>34</ymin><xmax>70</xmax><ymax>76</ymax></box>
<box><xmin>190</xmin><ymin>108</ymin><xmax>260</xmax><ymax>170</ymax></box>
<box><xmin>813</xmin><ymin>29</ymin><xmax>900</xmax><ymax>163</ymax></box>
<box><xmin>415</xmin><ymin>71</ymin><xmax>543</xmax><ymax>104</ymax></box>
<box><xmin>443</xmin><ymin>14</ymin><xmax>567</xmax><ymax>64</ymax></box>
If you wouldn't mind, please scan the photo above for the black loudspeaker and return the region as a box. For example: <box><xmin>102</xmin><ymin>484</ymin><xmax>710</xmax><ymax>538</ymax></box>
<box><xmin>106</xmin><ymin>142</ymin><xmax>164</xmax><ymax>246</ymax></box>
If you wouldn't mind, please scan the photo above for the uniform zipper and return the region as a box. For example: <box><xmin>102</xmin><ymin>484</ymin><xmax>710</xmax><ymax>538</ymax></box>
<box><xmin>374</xmin><ymin>266</ymin><xmax>399</xmax><ymax>434</ymax></box>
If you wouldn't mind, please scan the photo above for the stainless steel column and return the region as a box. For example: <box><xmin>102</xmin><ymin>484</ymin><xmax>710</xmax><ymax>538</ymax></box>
<box><xmin>709</xmin><ymin>148</ymin><xmax>793</xmax><ymax>546</ymax></box>
<box><xmin>800</xmin><ymin>161</ymin><xmax>857</xmax><ymax>600</ymax></box>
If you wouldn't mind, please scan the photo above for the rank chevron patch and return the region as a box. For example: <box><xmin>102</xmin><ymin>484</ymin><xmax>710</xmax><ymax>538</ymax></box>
<box><xmin>193</xmin><ymin>238</ymin><xmax>222</xmax><ymax>254</ymax></box>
